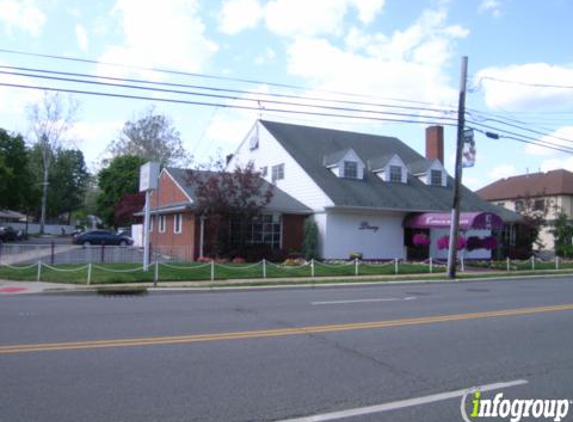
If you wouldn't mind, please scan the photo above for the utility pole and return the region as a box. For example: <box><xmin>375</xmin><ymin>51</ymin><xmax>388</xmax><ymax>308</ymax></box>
<box><xmin>447</xmin><ymin>56</ymin><xmax>469</xmax><ymax>279</ymax></box>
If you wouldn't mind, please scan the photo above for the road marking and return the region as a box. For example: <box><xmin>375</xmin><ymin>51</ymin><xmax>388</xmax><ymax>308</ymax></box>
<box><xmin>1</xmin><ymin>303</ymin><xmax>573</xmax><ymax>354</ymax></box>
<box><xmin>275</xmin><ymin>379</ymin><xmax>528</xmax><ymax>422</ymax></box>
<box><xmin>311</xmin><ymin>297</ymin><xmax>416</xmax><ymax>305</ymax></box>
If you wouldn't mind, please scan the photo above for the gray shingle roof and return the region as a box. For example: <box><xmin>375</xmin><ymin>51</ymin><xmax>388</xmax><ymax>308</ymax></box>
<box><xmin>260</xmin><ymin>120</ymin><xmax>521</xmax><ymax>222</ymax></box>
<box><xmin>166</xmin><ymin>167</ymin><xmax>312</xmax><ymax>214</ymax></box>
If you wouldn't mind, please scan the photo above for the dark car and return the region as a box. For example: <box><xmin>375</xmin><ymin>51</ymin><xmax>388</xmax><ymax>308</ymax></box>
<box><xmin>0</xmin><ymin>226</ymin><xmax>22</xmax><ymax>242</ymax></box>
<box><xmin>72</xmin><ymin>230</ymin><xmax>133</xmax><ymax>246</ymax></box>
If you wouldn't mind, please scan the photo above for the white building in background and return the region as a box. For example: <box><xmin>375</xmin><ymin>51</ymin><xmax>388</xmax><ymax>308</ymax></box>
<box><xmin>228</xmin><ymin>120</ymin><xmax>520</xmax><ymax>260</ymax></box>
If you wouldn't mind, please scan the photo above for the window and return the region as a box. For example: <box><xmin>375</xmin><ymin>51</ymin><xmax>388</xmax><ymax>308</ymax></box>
<box><xmin>229</xmin><ymin>214</ymin><xmax>281</xmax><ymax>249</ymax></box>
<box><xmin>174</xmin><ymin>214</ymin><xmax>182</xmax><ymax>234</ymax></box>
<box><xmin>533</xmin><ymin>199</ymin><xmax>545</xmax><ymax>211</ymax></box>
<box><xmin>515</xmin><ymin>200</ymin><xmax>524</xmax><ymax>212</ymax></box>
<box><xmin>149</xmin><ymin>216</ymin><xmax>154</xmax><ymax>232</ymax></box>
<box><xmin>260</xmin><ymin>166</ymin><xmax>268</xmax><ymax>177</ymax></box>
<box><xmin>343</xmin><ymin>161</ymin><xmax>358</xmax><ymax>179</ymax></box>
<box><xmin>159</xmin><ymin>215</ymin><xmax>166</xmax><ymax>233</ymax></box>
<box><xmin>389</xmin><ymin>165</ymin><xmax>402</xmax><ymax>182</ymax></box>
<box><xmin>272</xmin><ymin>164</ymin><xmax>284</xmax><ymax>182</ymax></box>
<box><xmin>249</xmin><ymin>133</ymin><xmax>259</xmax><ymax>150</ymax></box>
<box><xmin>430</xmin><ymin>170</ymin><xmax>442</xmax><ymax>186</ymax></box>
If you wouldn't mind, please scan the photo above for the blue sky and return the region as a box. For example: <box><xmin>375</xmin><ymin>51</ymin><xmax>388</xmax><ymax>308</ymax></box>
<box><xmin>0</xmin><ymin>0</ymin><xmax>572</xmax><ymax>190</ymax></box>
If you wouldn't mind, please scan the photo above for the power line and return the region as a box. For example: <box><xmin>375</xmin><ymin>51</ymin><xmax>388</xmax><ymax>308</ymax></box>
<box><xmin>0</xmin><ymin>81</ymin><xmax>460</xmax><ymax>128</ymax></box>
<box><xmin>477</xmin><ymin>75</ymin><xmax>573</xmax><ymax>90</ymax></box>
<box><xmin>0</xmin><ymin>69</ymin><xmax>458</xmax><ymax>124</ymax></box>
<box><xmin>0</xmin><ymin>47</ymin><xmax>453</xmax><ymax>109</ymax></box>
<box><xmin>0</xmin><ymin>64</ymin><xmax>458</xmax><ymax>116</ymax></box>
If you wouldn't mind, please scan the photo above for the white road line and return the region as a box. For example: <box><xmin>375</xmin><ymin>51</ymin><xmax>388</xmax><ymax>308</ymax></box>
<box><xmin>275</xmin><ymin>379</ymin><xmax>528</xmax><ymax>422</ymax></box>
<box><xmin>311</xmin><ymin>297</ymin><xmax>416</xmax><ymax>305</ymax></box>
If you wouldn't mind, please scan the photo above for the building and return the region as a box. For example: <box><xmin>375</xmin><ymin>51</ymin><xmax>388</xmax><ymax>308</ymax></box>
<box><xmin>477</xmin><ymin>169</ymin><xmax>573</xmax><ymax>251</ymax></box>
<box><xmin>143</xmin><ymin>166</ymin><xmax>311</xmax><ymax>261</ymax></box>
<box><xmin>224</xmin><ymin>120</ymin><xmax>520</xmax><ymax>260</ymax></box>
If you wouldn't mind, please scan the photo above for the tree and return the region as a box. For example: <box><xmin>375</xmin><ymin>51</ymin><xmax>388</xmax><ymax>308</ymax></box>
<box><xmin>0</xmin><ymin>129</ymin><xmax>35</xmax><ymax>211</ymax></box>
<box><xmin>27</xmin><ymin>91</ymin><xmax>79</xmax><ymax>233</ymax></box>
<box><xmin>552</xmin><ymin>211</ymin><xmax>573</xmax><ymax>258</ymax></box>
<box><xmin>97</xmin><ymin>155</ymin><xmax>147</xmax><ymax>227</ymax></box>
<box><xmin>106</xmin><ymin>106</ymin><xmax>190</xmax><ymax>166</ymax></box>
<box><xmin>302</xmin><ymin>218</ymin><xmax>319</xmax><ymax>260</ymax></box>
<box><xmin>513</xmin><ymin>193</ymin><xmax>554</xmax><ymax>251</ymax></box>
<box><xmin>187</xmin><ymin>162</ymin><xmax>273</xmax><ymax>256</ymax></box>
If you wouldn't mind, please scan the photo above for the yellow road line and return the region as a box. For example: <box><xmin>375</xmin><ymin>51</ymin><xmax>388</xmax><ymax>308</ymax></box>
<box><xmin>2</xmin><ymin>303</ymin><xmax>573</xmax><ymax>354</ymax></box>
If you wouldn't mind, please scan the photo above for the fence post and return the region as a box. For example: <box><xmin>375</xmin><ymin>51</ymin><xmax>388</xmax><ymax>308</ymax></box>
<box><xmin>36</xmin><ymin>260</ymin><xmax>42</xmax><ymax>282</ymax></box>
<box><xmin>210</xmin><ymin>260</ymin><xmax>215</xmax><ymax>281</ymax></box>
<box><xmin>394</xmin><ymin>258</ymin><xmax>398</xmax><ymax>274</ymax></box>
<box><xmin>311</xmin><ymin>259</ymin><xmax>315</xmax><ymax>278</ymax></box>
<box><xmin>355</xmin><ymin>258</ymin><xmax>359</xmax><ymax>276</ymax></box>
<box><xmin>51</xmin><ymin>241</ymin><xmax>55</xmax><ymax>265</ymax></box>
<box><xmin>531</xmin><ymin>255</ymin><xmax>535</xmax><ymax>270</ymax></box>
<box><xmin>87</xmin><ymin>263</ymin><xmax>92</xmax><ymax>286</ymax></box>
<box><xmin>101</xmin><ymin>244</ymin><xmax>105</xmax><ymax>264</ymax></box>
<box><xmin>153</xmin><ymin>254</ymin><xmax>159</xmax><ymax>287</ymax></box>
<box><xmin>556</xmin><ymin>256</ymin><xmax>560</xmax><ymax>270</ymax></box>
<box><xmin>262</xmin><ymin>259</ymin><xmax>267</xmax><ymax>279</ymax></box>
<box><xmin>429</xmin><ymin>257</ymin><xmax>433</xmax><ymax>274</ymax></box>
<box><xmin>506</xmin><ymin>256</ymin><xmax>510</xmax><ymax>271</ymax></box>
<box><xmin>461</xmin><ymin>257</ymin><xmax>465</xmax><ymax>272</ymax></box>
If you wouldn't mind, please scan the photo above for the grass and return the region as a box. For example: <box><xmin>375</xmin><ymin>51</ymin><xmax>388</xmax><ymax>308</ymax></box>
<box><xmin>1</xmin><ymin>259</ymin><xmax>572</xmax><ymax>286</ymax></box>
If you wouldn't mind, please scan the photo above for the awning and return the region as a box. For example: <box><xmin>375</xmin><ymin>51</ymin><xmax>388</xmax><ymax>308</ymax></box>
<box><xmin>404</xmin><ymin>212</ymin><xmax>504</xmax><ymax>230</ymax></box>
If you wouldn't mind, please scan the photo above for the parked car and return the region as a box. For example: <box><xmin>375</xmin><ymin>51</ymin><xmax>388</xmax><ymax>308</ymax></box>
<box><xmin>72</xmin><ymin>230</ymin><xmax>134</xmax><ymax>246</ymax></box>
<box><xmin>0</xmin><ymin>226</ymin><xmax>23</xmax><ymax>242</ymax></box>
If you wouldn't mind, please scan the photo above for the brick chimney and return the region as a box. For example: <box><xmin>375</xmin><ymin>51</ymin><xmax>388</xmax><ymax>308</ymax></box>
<box><xmin>426</xmin><ymin>125</ymin><xmax>444</xmax><ymax>165</ymax></box>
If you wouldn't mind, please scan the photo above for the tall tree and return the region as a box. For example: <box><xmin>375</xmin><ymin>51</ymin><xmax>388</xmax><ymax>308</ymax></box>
<box><xmin>106</xmin><ymin>106</ymin><xmax>190</xmax><ymax>166</ymax></box>
<box><xmin>0</xmin><ymin>129</ymin><xmax>34</xmax><ymax>211</ymax></box>
<box><xmin>27</xmin><ymin>91</ymin><xmax>79</xmax><ymax>233</ymax></box>
<box><xmin>97</xmin><ymin>155</ymin><xmax>147</xmax><ymax>227</ymax></box>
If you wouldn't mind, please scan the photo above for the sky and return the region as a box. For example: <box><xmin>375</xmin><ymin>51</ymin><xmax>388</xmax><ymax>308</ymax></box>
<box><xmin>0</xmin><ymin>0</ymin><xmax>572</xmax><ymax>190</ymax></box>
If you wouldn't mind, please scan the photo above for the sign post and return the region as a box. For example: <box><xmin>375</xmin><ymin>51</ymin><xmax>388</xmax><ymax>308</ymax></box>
<box><xmin>139</xmin><ymin>162</ymin><xmax>159</xmax><ymax>271</ymax></box>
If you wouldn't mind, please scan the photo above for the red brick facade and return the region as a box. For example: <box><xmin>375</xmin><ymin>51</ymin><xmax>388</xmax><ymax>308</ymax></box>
<box><xmin>147</xmin><ymin>169</ymin><xmax>306</xmax><ymax>261</ymax></box>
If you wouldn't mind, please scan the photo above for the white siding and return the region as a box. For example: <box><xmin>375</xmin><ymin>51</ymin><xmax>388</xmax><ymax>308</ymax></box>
<box><xmin>323</xmin><ymin>210</ymin><xmax>406</xmax><ymax>259</ymax></box>
<box><xmin>227</xmin><ymin>122</ymin><xmax>334</xmax><ymax>211</ymax></box>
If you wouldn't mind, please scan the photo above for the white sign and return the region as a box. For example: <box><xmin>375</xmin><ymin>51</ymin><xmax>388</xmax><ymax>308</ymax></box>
<box><xmin>139</xmin><ymin>162</ymin><xmax>159</xmax><ymax>192</ymax></box>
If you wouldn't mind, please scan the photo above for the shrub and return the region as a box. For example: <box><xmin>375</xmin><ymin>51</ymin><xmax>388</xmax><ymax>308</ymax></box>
<box><xmin>232</xmin><ymin>257</ymin><xmax>246</xmax><ymax>264</ymax></box>
<box><xmin>349</xmin><ymin>252</ymin><xmax>363</xmax><ymax>260</ymax></box>
<box><xmin>303</xmin><ymin>219</ymin><xmax>319</xmax><ymax>260</ymax></box>
<box><xmin>412</xmin><ymin>233</ymin><xmax>431</xmax><ymax>247</ymax></box>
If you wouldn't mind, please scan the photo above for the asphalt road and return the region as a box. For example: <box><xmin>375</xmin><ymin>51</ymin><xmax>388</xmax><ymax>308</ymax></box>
<box><xmin>1</xmin><ymin>276</ymin><xmax>573</xmax><ymax>422</ymax></box>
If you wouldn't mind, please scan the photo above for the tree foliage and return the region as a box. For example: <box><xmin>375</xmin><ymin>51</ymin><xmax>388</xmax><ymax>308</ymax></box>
<box><xmin>27</xmin><ymin>145</ymin><xmax>90</xmax><ymax>222</ymax></box>
<box><xmin>26</xmin><ymin>91</ymin><xmax>79</xmax><ymax>232</ymax></box>
<box><xmin>552</xmin><ymin>210</ymin><xmax>573</xmax><ymax>258</ymax></box>
<box><xmin>0</xmin><ymin>129</ymin><xmax>34</xmax><ymax>211</ymax></box>
<box><xmin>97</xmin><ymin>155</ymin><xmax>147</xmax><ymax>227</ymax></box>
<box><xmin>106</xmin><ymin>106</ymin><xmax>190</xmax><ymax>166</ymax></box>
<box><xmin>302</xmin><ymin>218</ymin><xmax>319</xmax><ymax>260</ymax></box>
<box><xmin>186</xmin><ymin>162</ymin><xmax>274</xmax><ymax>256</ymax></box>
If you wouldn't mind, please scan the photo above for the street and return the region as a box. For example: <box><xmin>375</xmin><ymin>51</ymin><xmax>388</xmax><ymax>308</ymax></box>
<box><xmin>1</xmin><ymin>276</ymin><xmax>573</xmax><ymax>422</ymax></box>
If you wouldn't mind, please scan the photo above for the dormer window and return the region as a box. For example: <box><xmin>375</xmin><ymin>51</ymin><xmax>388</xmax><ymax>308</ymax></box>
<box><xmin>344</xmin><ymin>161</ymin><xmax>358</xmax><ymax>179</ymax></box>
<box><xmin>371</xmin><ymin>154</ymin><xmax>407</xmax><ymax>184</ymax></box>
<box><xmin>430</xmin><ymin>170</ymin><xmax>442</xmax><ymax>186</ymax></box>
<box><xmin>389</xmin><ymin>165</ymin><xmax>403</xmax><ymax>182</ymax></box>
<box><xmin>324</xmin><ymin>148</ymin><xmax>365</xmax><ymax>180</ymax></box>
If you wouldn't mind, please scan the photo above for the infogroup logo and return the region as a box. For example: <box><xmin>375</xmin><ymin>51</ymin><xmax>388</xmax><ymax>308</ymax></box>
<box><xmin>461</xmin><ymin>389</ymin><xmax>571</xmax><ymax>422</ymax></box>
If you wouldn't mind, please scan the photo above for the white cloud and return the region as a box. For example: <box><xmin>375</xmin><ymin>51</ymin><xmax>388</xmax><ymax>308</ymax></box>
<box><xmin>540</xmin><ymin>156</ymin><xmax>573</xmax><ymax>173</ymax></box>
<box><xmin>264</xmin><ymin>0</ymin><xmax>385</xmax><ymax>38</ymax></box>
<box><xmin>218</xmin><ymin>0</ymin><xmax>264</xmax><ymax>35</ymax></box>
<box><xmin>75</xmin><ymin>24</ymin><xmax>89</xmax><ymax>52</ymax></box>
<box><xmin>525</xmin><ymin>126</ymin><xmax>573</xmax><ymax>157</ymax></box>
<box><xmin>285</xmin><ymin>8</ymin><xmax>467</xmax><ymax>105</ymax></box>
<box><xmin>254</xmin><ymin>47</ymin><xmax>276</xmax><ymax>65</ymax></box>
<box><xmin>475</xmin><ymin>63</ymin><xmax>573</xmax><ymax>111</ymax></box>
<box><xmin>97</xmin><ymin>0</ymin><xmax>218</xmax><ymax>79</ymax></box>
<box><xmin>491</xmin><ymin>164</ymin><xmax>517</xmax><ymax>179</ymax></box>
<box><xmin>70</xmin><ymin>120</ymin><xmax>123</xmax><ymax>168</ymax></box>
<box><xmin>0</xmin><ymin>0</ymin><xmax>45</xmax><ymax>36</ymax></box>
<box><xmin>478</xmin><ymin>0</ymin><xmax>502</xmax><ymax>18</ymax></box>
